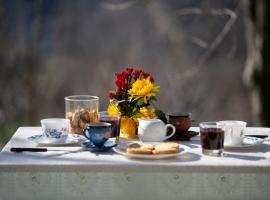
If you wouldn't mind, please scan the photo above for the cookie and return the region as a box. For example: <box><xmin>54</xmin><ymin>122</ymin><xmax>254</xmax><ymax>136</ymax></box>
<box><xmin>128</xmin><ymin>143</ymin><xmax>141</xmax><ymax>148</ymax></box>
<box><xmin>155</xmin><ymin>142</ymin><xmax>179</xmax><ymax>150</ymax></box>
<box><xmin>127</xmin><ymin>147</ymin><xmax>153</xmax><ymax>154</ymax></box>
<box><xmin>153</xmin><ymin>142</ymin><xmax>179</xmax><ymax>155</ymax></box>
<box><xmin>128</xmin><ymin>143</ymin><xmax>154</xmax><ymax>149</ymax></box>
<box><xmin>127</xmin><ymin>142</ymin><xmax>179</xmax><ymax>155</ymax></box>
<box><xmin>140</xmin><ymin>144</ymin><xmax>155</xmax><ymax>150</ymax></box>
<box><xmin>152</xmin><ymin>147</ymin><xmax>179</xmax><ymax>155</ymax></box>
<box><xmin>127</xmin><ymin>143</ymin><xmax>154</xmax><ymax>154</ymax></box>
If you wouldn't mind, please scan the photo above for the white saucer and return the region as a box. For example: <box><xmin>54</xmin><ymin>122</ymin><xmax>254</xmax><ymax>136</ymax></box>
<box><xmin>28</xmin><ymin>134</ymin><xmax>86</xmax><ymax>145</ymax></box>
<box><xmin>224</xmin><ymin>136</ymin><xmax>264</xmax><ymax>149</ymax></box>
<box><xmin>113</xmin><ymin>143</ymin><xmax>190</xmax><ymax>160</ymax></box>
<box><xmin>245</xmin><ymin>127</ymin><xmax>270</xmax><ymax>136</ymax></box>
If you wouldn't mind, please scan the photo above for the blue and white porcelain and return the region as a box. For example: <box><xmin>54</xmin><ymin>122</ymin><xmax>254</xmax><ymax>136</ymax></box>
<box><xmin>28</xmin><ymin>134</ymin><xmax>86</xmax><ymax>145</ymax></box>
<box><xmin>84</xmin><ymin>122</ymin><xmax>112</xmax><ymax>147</ymax></box>
<box><xmin>224</xmin><ymin>136</ymin><xmax>264</xmax><ymax>148</ymax></box>
<box><xmin>41</xmin><ymin>118</ymin><xmax>70</xmax><ymax>143</ymax></box>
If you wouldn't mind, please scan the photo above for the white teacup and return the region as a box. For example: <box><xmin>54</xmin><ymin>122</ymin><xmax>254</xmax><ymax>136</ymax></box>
<box><xmin>217</xmin><ymin>121</ymin><xmax>247</xmax><ymax>145</ymax></box>
<box><xmin>41</xmin><ymin>118</ymin><xmax>69</xmax><ymax>143</ymax></box>
<box><xmin>138</xmin><ymin>119</ymin><xmax>176</xmax><ymax>142</ymax></box>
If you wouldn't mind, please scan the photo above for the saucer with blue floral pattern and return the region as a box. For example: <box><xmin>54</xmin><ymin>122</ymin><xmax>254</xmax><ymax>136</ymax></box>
<box><xmin>28</xmin><ymin>134</ymin><xmax>86</xmax><ymax>145</ymax></box>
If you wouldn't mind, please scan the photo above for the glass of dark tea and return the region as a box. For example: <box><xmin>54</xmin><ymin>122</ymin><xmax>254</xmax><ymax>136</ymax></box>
<box><xmin>98</xmin><ymin>111</ymin><xmax>121</xmax><ymax>142</ymax></box>
<box><xmin>200</xmin><ymin>122</ymin><xmax>224</xmax><ymax>156</ymax></box>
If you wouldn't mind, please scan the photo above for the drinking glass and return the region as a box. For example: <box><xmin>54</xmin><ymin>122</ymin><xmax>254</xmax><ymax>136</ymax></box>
<box><xmin>65</xmin><ymin>95</ymin><xmax>99</xmax><ymax>135</ymax></box>
<box><xmin>200</xmin><ymin>122</ymin><xmax>224</xmax><ymax>156</ymax></box>
<box><xmin>98</xmin><ymin>111</ymin><xmax>121</xmax><ymax>142</ymax></box>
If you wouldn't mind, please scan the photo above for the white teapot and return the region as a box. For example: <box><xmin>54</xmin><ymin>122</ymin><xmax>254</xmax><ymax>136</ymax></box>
<box><xmin>138</xmin><ymin>119</ymin><xmax>176</xmax><ymax>142</ymax></box>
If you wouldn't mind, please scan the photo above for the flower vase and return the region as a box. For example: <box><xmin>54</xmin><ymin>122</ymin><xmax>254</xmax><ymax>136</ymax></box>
<box><xmin>120</xmin><ymin>116</ymin><xmax>138</xmax><ymax>139</ymax></box>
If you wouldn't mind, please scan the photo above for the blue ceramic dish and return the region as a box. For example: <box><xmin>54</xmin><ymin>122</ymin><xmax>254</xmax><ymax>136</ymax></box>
<box><xmin>81</xmin><ymin>140</ymin><xmax>117</xmax><ymax>152</ymax></box>
<box><xmin>84</xmin><ymin>122</ymin><xmax>112</xmax><ymax>146</ymax></box>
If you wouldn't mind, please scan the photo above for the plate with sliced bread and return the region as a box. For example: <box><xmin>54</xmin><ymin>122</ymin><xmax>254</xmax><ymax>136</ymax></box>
<box><xmin>113</xmin><ymin>142</ymin><xmax>190</xmax><ymax>159</ymax></box>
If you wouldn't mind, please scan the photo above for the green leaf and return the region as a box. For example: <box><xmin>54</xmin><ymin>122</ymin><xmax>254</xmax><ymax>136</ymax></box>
<box><xmin>149</xmin><ymin>96</ymin><xmax>157</xmax><ymax>101</ymax></box>
<box><xmin>132</xmin><ymin>107</ymin><xmax>137</xmax><ymax>113</ymax></box>
<box><xmin>155</xmin><ymin>109</ymin><xmax>168</xmax><ymax>124</ymax></box>
<box><xmin>136</xmin><ymin>98</ymin><xmax>144</xmax><ymax>106</ymax></box>
<box><xmin>131</xmin><ymin>107</ymin><xmax>139</xmax><ymax>115</ymax></box>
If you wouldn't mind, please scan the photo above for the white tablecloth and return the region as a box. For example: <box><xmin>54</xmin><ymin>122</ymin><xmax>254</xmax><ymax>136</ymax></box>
<box><xmin>0</xmin><ymin>127</ymin><xmax>270</xmax><ymax>200</ymax></box>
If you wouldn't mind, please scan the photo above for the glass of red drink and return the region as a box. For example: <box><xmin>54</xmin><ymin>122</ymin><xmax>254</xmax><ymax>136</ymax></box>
<box><xmin>200</xmin><ymin>122</ymin><xmax>224</xmax><ymax>156</ymax></box>
<box><xmin>98</xmin><ymin>111</ymin><xmax>121</xmax><ymax>142</ymax></box>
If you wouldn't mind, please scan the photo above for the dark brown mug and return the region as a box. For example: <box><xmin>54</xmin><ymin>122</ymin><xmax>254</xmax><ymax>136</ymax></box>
<box><xmin>168</xmin><ymin>112</ymin><xmax>192</xmax><ymax>133</ymax></box>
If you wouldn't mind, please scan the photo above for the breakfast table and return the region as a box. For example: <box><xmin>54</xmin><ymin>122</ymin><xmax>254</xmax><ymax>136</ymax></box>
<box><xmin>0</xmin><ymin>126</ymin><xmax>270</xmax><ymax>200</ymax></box>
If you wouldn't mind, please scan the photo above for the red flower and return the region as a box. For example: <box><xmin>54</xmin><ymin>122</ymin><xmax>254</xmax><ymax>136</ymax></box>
<box><xmin>143</xmin><ymin>72</ymin><xmax>150</xmax><ymax>79</ymax></box>
<box><xmin>134</xmin><ymin>69</ymin><xmax>142</xmax><ymax>76</ymax></box>
<box><xmin>116</xmin><ymin>73</ymin><xmax>123</xmax><ymax>81</ymax></box>
<box><xmin>115</xmin><ymin>79</ymin><xmax>122</xmax><ymax>88</ymax></box>
<box><xmin>126</xmin><ymin>68</ymin><xmax>133</xmax><ymax>76</ymax></box>
<box><xmin>150</xmin><ymin>76</ymin><xmax>154</xmax><ymax>82</ymax></box>
<box><xmin>108</xmin><ymin>92</ymin><xmax>115</xmax><ymax>99</ymax></box>
<box><xmin>121</xmin><ymin>71</ymin><xmax>129</xmax><ymax>80</ymax></box>
<box><xmin>122</xmin><ymin>81</ymin><xmax>127</xmax><ymax>89</ymax></box>
<box><xmin>133</xmin><ymin>69</ymin><xmax>142</xmax><ymax>80</ymax></box>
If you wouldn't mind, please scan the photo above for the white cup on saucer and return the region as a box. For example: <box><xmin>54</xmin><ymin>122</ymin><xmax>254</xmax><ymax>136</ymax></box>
<box><xmin>41</xmin><ymin>118</ymin><xmax>70</xmax><ymax>143</ymax></box>
<box><xmin>217</xmin><ymin>121</ymin><xmax>247</xmax><ymax>146</ymax></box>
<box><xmin>138</xmin><ymin>118</ymin><xmax>176</xmax><ymax>142</ymax></box>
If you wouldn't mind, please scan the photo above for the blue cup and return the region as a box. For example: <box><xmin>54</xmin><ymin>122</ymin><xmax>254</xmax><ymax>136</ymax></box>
<box><xmin>83</xmin><ymin>122</ymin><xmax>112</xmax><ymax>146</ymax></box>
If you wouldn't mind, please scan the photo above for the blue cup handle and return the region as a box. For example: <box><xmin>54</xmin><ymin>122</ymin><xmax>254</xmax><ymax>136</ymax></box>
<box><xmin>83</xmin><ymin>127</ymin><xmax>90</xmax><ymax>140</ymax></box>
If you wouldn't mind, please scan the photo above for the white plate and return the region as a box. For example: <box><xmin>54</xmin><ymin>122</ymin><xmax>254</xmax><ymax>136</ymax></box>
<box><xmin>224</xmin><ymin>136</ymin><xmax>264</xmax><ymax>149</ymax></box>
<box><xmin>28</xmin><ymin>134</ymin><xmax>86</xmax><ymax>145</ymax></box>
<box><xmin>113</xmin><ymin>143</ymin><xmax>190</xmax><ymax>159</ymax></box>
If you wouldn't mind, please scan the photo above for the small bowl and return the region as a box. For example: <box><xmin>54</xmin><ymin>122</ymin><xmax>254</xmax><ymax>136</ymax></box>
<box><xmin>40</xmin><ymin>118</ymin><xmax>69</xmax><ymax>143</ymax></box>
<box><xmin>168</xmin><ymin>112</ymin><xmax>192</xmax><ymax>133</ymax></box>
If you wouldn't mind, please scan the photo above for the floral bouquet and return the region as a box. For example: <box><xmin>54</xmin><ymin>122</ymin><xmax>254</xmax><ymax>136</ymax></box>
<box><xmin>107</xmin><ymin>68</ymin><xmax>167</xmax><ymax>138</ymax></box>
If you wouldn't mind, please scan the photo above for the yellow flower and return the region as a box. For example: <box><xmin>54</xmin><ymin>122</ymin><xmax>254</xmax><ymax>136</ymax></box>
<box><xmin>107</xmin><ymin>103</ymin><xmax>120</xmax><ymax>116</ymax></box>
<box><xmin>120</xmin><ymin>116</ymin><xmax>137</xmax><ymax>138</ymax></box>
<box><xmin>135</xmin><ymin>107</ymin><xmax>156</xmax><ymax>119</ymax></box>
<box><xmin>128</xmin><ymin>77</ymin><xmax>160</xmax><ymax>103</ymax></box>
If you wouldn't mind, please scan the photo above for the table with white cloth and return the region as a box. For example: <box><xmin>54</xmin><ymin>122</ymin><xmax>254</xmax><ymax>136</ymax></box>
<box><xmin>0</xmin><ymin>127</ymin><xmax>270</xmax><ymax>200</ymax></box>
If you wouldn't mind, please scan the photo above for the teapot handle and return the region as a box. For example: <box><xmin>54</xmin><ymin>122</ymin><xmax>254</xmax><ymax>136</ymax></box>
<box><xmin>164</xmin><ymin>124</ymin><xmax>176</xmax><ymax>140</ymax></box>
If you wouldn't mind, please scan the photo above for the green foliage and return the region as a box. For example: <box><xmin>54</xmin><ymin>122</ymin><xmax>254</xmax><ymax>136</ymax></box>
<box><xmin>155</xmin><ymin>109</ymin><xmax>168</xmax><ymax>124</ymax></box>
<box><xmin>136</xmin><ymin>98</ymin><xmax>144</xmax><ymax>106</ymax></box>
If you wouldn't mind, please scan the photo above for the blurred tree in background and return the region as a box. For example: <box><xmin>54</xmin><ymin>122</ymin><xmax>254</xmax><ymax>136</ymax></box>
<box><xmin>245</xmin><ymin>0</ymin><xmax>270</xmax><ymax>126</ymax></box>
<box><xmin>0</xmin><ymin>0</ymin><xmax>266</xmax><ymax>148</ymax></box>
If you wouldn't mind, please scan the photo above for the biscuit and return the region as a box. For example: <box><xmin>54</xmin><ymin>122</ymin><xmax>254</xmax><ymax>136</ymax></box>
<box><xmin>128</xmin><ymin>143</ymin><xmax>141</xmax><ymax>148</ymax></box>
<box><xmin>127</xmin><ymin>142</ymin><xmax>180</xmax><ymax>155</ymax></box>
<box><xmin>127</xmin><ymin>143</ymin><xmax>154</xmax><ymax>154</ymax></box>
<box><xmin>155</xmin><ymin>142</ymin><xmax>179</xmax><ymax>150</ymax></box>
<box><xmin>127</xmin><ymin>147</ymin><xmax>153</xmax><ymax>154</ymax></box>
<box><xmin>128</xmin><ymin>143</ymin><xmax>154</xmax><ymax>150</ymax></box>
<box><xmin>153</xmin><ymin>142</ymin><xmax>179</xmax><ymax>155</ymax></box>
<box><xmin>152</xmin><ymin>147</ymin><xmax>179</xmax><ymax>155</ymax></box>
<box><xmin>140</xmin><ymin>144</ymin><xmax>155</xmax><ymax>150</ymax></box>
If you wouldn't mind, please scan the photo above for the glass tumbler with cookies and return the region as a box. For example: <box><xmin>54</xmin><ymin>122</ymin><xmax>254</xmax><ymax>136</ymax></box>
<box><xmin>65</xmin><ymin>95</ymin><xmax>99</xmax><ymax>135</ymax></box>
